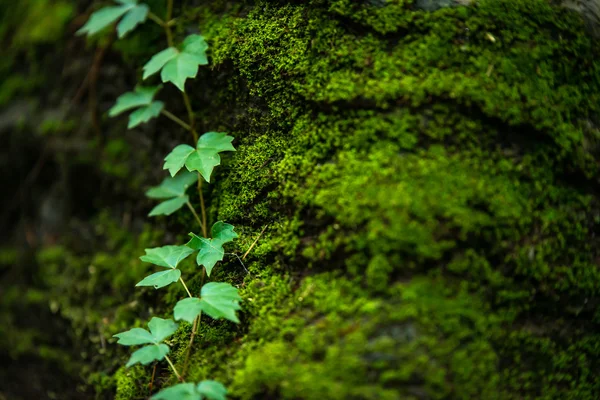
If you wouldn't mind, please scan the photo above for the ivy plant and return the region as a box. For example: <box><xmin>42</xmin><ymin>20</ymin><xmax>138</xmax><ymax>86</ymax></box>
<box><xmin>77</xmin><ymin>0</ymin><xmax>248</xmax><ymax>396</ymax></box>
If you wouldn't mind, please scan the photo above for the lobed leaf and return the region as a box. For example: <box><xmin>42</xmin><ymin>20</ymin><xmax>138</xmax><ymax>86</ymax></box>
<box><xmin>146</xmin><ymin>170</ymin><xmax>198</xmax><ymax>199</ymax></box>
<box><xmin>148</xmin><ymin>317</ymin><xmax>178</xmax><ymax>343</ymax></box>
<box><xmin>149</xmin><ymin>196</ymin><xmax>189</xmax><ymax>216</ymax></box>
<box><xmin>152</xmin><ymin>383</ymin><xmax>199</xmax><ymax>400</ymax></box>
<box><xmin>135</xmin><ymin>269</ymin><xmax>181</xmax><ymax>289</ymax></box>
<box><xmin>186</xmin><ymin>222</ymin><xmax>237</xmax><ymax>276</ymax></box>
<box><xmin>117</xmin><ymin>3</ymin><xmax>148</xmax><ymax>38</ymax></box>
<box><xmin>113</xmin><ymin>327</ymin><xmax>155</xmax><ymax>346</ymax></box>
<box><xmin>163</xmin><ymin>132</ymin><xmax>236</xmax><ymax>182</ymax></box>
<box><xmin>173</xmin><ymin>297</ymin><xmax>202</xmax><ymax>324</ymax></box>
<box><xmin>142</xmin><ymin>35</ymin><xmax>209</xmax><ymax>91</ymax></box>
<box><xmin>151</xmin><ymin>381</ymin><xmax>227</xmax><ymax>400</ymax></box>
<box><xmin>77</xmin><ymin>0</ymin><xmax>148</xmax><ymax>38</ymax></box>
<box><xmin>126</xmin><ymin>343</ymin><xmax>169</xmax><ymax>367</ymax></box>
<box><xmin>199</xmin><ymin>282</ymin><xmax>242</xmax><ymax>323</ymax></box>
<box><xmin>197</xmin><ymin>381</ymin><xmax>227</xmax><ymax>400</ymax></box>
<box><xmin>140</xmin><ymin>245</ymin><xmax>195</xmax><ymax>268</ymax></box>
<box><xmin>109</xmin><ymin>86</ymin><xmax>163</xmax><ymax>128</ymax></box>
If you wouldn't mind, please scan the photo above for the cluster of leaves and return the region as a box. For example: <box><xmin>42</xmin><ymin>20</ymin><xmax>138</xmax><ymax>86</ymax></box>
<box><xmin>78</xmin><ymin>1</ymin><xmax>241</xmax><ymax>399</ymax></box>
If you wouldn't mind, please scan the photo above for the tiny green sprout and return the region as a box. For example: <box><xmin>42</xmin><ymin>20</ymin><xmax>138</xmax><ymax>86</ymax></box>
<box><xmin>164</xmin><ymin>132</ymin><xmax>236</xmax><ymax>182</ymax></box>
<box><xmin>186</xmin><ymin>222</ymin><xmax>238</xmax><ymax>276</ymax></box>
<box><xmin>143</xmin><ymin>35</ymin><xmax>209</xmax><ymax>91</ymax></box>
<box><xmin>113</xmin><ymin>317</ymin><xmax>178</xmax><ymax>367</ymax></box>
<box><xmin>137</xmin><ymin>245</ymin><xmax>194</xmax><ymax>289</ymax></box>
<box><xmin>152</xmin><ymin>380</ymin><xmax>227</xmax><ymax>400</ymax></box>
<box><xmin>174</xmin><ymin>282</ymin><xmax>242</xmax><ymax>324</ymax></box>
<box><xmin>145</xmin><ymin>170</ymin><xmax>198</xmax><ymax>216</ymax></box>
<box><xmin>77</xmin><ymin>0</ymin><xmax>149</xmax><ymax>39</ymax></box>
<box><xmin>108</xmin><ymin>86</ymin><xmax>164</xmax><ymax>129</ymax></box>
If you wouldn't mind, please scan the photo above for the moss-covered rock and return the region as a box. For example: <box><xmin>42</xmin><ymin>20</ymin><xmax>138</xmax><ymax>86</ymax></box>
<box><xmin>3</xmin><ymin>0</ymin><xmax>600</xmax><ymax>399</ymax></box>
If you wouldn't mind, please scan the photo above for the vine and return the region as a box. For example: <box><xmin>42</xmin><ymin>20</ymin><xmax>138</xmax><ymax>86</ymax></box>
<box><xmin>78</xmin><ymin>1</ymin><xmax>241</xmax><ymax>399</ymax></box>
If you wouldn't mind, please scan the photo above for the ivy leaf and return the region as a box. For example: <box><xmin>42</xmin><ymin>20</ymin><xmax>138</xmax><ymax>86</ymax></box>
<box><xmin>126</xmin><ymin>343</ymin><xmax>169</xmax><ymax>367</ymax></box>
<box><xmin>173</xmin><ymin>297</ymin><xmax>203</xmax><ymax>324</ymax></box>
<box><xmin>175</xmin><ymin>283</ymin><xmax>241</xmax><ymax>323</ymax></box>
<box><xmin>116</xmin><ymin>3</ymin><xmax>149</xmax><ymax>38</ymax></box>
<box><xmin>148</xmin><ymin>317</ymin><xmax>179</xmax><ymax>342</ymax></box>
<box><xmin>108</xmin><ymin>86</ymin><xmax>164</xmax><ymax>129</ymax></box>
<box><xmin>142</xmin><ymin>34</ymin><xmax>209</xmax><ymax>91</ymax></box>
<box><xmin>140</xmin><ymin>245</ymin><xmax>195</xmax><ymax>268</ymax></box>
<box><xmin>186</xmin><ymin>222</ymin><xmax>237</xmax><ymax>276</ymax></box>
<box><xmin>152</xmin><ymin>383</ymin><xmax>199</xmax><ymax>400</ymax></box>
<box><xmin>135</xmin><ymin>269</ymin><xmax>181</xmax><ymax>289</ymax></box>
<box><xmin>146</xmin><ymin>171</ymin><xmax>198</xmax><ymax>216</ymax></box>
<box><xmin>199</xmin><ymin>282</ymin><xmax>242</xmax><ymax>323</ymax></box>
<box><xmin>113</xmin><ymin>327</ymin><xmax>155</xmax><ymax>346</ymax></box>
<box><xmin>77</xmin><ymin>0</ymin><xmax>148</xmax><ymax>38</ymax></box>
<box><xmin>151</xmin><ymin>381</ymin><xmax>226</xmax><ymax>400</ymax></box>
<box><xmin>163</xmin><ymin>132</ymin><xmax>236</xmax><ymax>181</ymax></box>
<box><xmin>197</xmin><ymin>381</ymin><xmax>228</xmax><ymax>400</ymax></box>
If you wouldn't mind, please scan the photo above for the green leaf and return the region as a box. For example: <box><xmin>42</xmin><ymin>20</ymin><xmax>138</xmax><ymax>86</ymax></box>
<box><xmin>152</xmin><ymin>383</ymin><xmax>199</xmax><ymax>400</ymax></box>
<box><xmin>185</xmin><ymin>132</ymin><xmax>236</xmax><ymax>182</ymax></box>
<box><xmin>143</xmin><ymin>47</ymin><xmax>178</xmax><ymax>80</ymax></box>
<box><xmin>163</xmin><ymin>132</ymin><xmax>236</xmax><ymax>182</ymax></box>
<box><xmin>76</xmin><ymin>5</ymin><xmax>132</xmax><ymax>37</ymax></box>
<box><xmin>142</xmin><ymin>35</ymin><xmax>209</xmax><ymax>91</ymax></box>
<box><xmin>140</xmin><ymin>245</ymin><xmax>194</xmax><ymax>268</ymax></box>
<box><xmin>113</xmin><ymin>327</ymin><xmax>155</xmax><ymax>346</ymax></box>
<box><xmin>173</xmin><ymin>297</ymin><xmax>202</xmax><ymax>324</ymax></box>
<box><xmin>146</xmin><ymin>171</ymin><xmax>198</xmax><ymax>217</ymax></box>
<box><xmin>186</xmin><ymin>222</ymin><xmax>237</xmax><ymax>276</ymax></box>
<box><xmin>148</xmin><ymin>317</ymin><xmax>178</xmax><ymax>342</ymax></box>
<box><xmin>135</xmin><ymin>269</ymin><xmax>181</xmax><ymax>289</ymax></box>
<box><xmin>146</xmin><ymin>170</ymin><xmax>198</xmax><ymax>199</ymax></box>
<box><xmin>128</xmin><ymin>101</ymin><xmax>164</xmax><ymax>128</ymax></box>
<box><xmin>149</xmin><ymin>196</ymin><xmax>189</xmax><ymax>216</ymax></box>
<box><xmin>211</xmin><ymin>221</ymin><xmax>239</xmax><ymax>245</ymax></box>
<box><xmin>108</xmin><ymin>86</ymin><xmax>163</xmax><ymax>129</ymax></box>
<box><xmin>151</xmin><ymin>381</ymin><xmax>227</xmax><ymax>400</ymax></box>
<box><xmin>197</xmin><ymin>381</ymin><xmax>227</xmax><ymax>400</ymax></box>
<box><xmin>164</xmin><ymin>144</ymin><xmax>195</xmax><ymax>177</ymax></box>
<box><xmin>117</xmin><ymin>4</ymin><xmax>148</xmax><ymax>38</ymax></box>
<box><xmin>126</xmin><ymin>343</ymin><xmax>169</xmax><ymax>367</ymax></box>
<box><xmin>199</xmin><ymin>282</ymin><xmax>242</xmax><ymax>323</ymax></box>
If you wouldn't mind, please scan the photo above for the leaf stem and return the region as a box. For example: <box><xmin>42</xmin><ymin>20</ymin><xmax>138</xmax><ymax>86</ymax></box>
<box><xmin>165</xmin><ymin>0</ymin><xmax>175</xmax><ymax>47</ymax></box>
<box><xmin>186</xmin><ymin>201</ymin><xmax>203</xmax><ymax>230</ymax></box>
<box><xmin>179</xmin><ymin>277</ymin><xmax>193</xmax><ymax>298</ymax></box>
<box><xmin>197</xmin><ymin>178</ymin><xmax>208</xmax><ymax>237</ymax></box>
<box><xmin>182</xmin><ymin>92</ymin><xmax>198</xmax><ymax>142</ymax></box>
<box><xmin>182</xmin><ymin>267</ymin><xmax>206</xmax><ymax>378</ymax></box>
<box><xmin>164</xmin><ymin>355</ymin><xmax>183</xmax><ymax>382</ymax></box>
<box><xmin>161</xmin><ymin>109</ymin><xmax>191</xmax><ymax>131</ymax></box>
<box><xmin>148</xmin><ymin>363</ymin><xmax>157</xmax><ymax>393</ymax></box>
<box><xmin>147</xmin><ymin>11</ymin><xmax>166</xmax><ymax>27</ymax></box>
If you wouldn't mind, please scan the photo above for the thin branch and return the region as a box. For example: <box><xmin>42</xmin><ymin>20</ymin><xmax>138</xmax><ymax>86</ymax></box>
<box><xmin>147</xmin><ymin>11</ymin><xmax>166</xmax><ymax>27</ymax></box>
<box><xmin>186</xmin><ymin>201</ymin><xmax>203</xmax><ymax>230</ymax></box>
<box><xmin>148</xmin><ymin>363</ymin><xmax>157</xmax><ymax>393</ymax></box>
<box><xmin>161</xmin><ymin>109</ymin><xmax>192</xmax><ymax>131</ymax></box>
<box><xmin>179</xmin><ymin>277</ymin><xmax>193</xmax><ymax>298</ymax></box>
<box><xmin>164</xmin><ymin>355</ymin><xmax>183</xmax><ymax>382</ymax></box>
<box><xmin>182</xmin><ymin>92</ymin><xmax>198</xmax><ymax>142</ymax></box>
<box><xmin>165</xmin><ymin>0</ymin><xmax>175</xmax><ymax>47</ymax></box>
<box><xmin>242</xmin><ymin>224</ymin><xmax>269</xmax><ymax>260</ymax></box>
<box><xmin>198</xmin><ymin>178</ymin><xmax>208</xmax><ymax>237</ymax></box>
<box><xmin>182</xmin><ymin>267</ymin><xmax>205</xmax><ymax>378</ymax></box>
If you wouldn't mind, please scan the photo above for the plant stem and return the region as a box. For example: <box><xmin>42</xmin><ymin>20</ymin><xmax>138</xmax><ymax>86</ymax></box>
<box><xmin>182</xmin><ymin>92</ymin><xmax>198</xmax><ymax>142</ymax></box>
<box><xmin>147</xmin><ymin>11</ymin><xmax>166</xmax><ymax>27</ymax></box>
<box><xmin>182</xmin><ymin>267</ymin><xmax>206</xmax><ymax>378</ymax></box>
<box><xmin>161</xmin><ymin>109</ymin><xmax>191</xmax><ymax>131</ymax></box>
<box><xmin>149</xmin><ymin>363</ymin><xmax>157</xmax><ymax>393</ymax></box>
<box><xmin>179</xmin><ymin>277</ymin><xmax>193</xmax><ymax>298</ymax></box>
<box><xmin>165</xmin><ymin>0</ymin><xmax>174</xmax><ymax>47</ymax></box>
<box><xmin>197</xmin><ymin>178</ymin><xmax>208</xmax><ymax>237</ymax></box>
<box><xmin>186</xmin><ymin>201</ymin><xmax>203</xmax><ymax>230</ymax></box>
<box><xmin>164</xmin><ymin>355</ymin><xmax>183</xmax><ymax>382</ymax></box>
